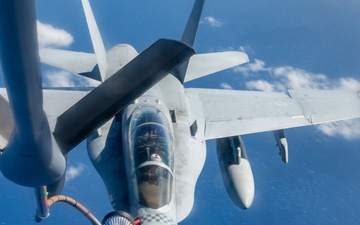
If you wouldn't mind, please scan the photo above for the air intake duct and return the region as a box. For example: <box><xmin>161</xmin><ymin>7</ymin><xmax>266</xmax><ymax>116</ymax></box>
<box><xmin>102</xmin><ymin>211</ymin><xmax>135</xmax><ymax>225</ymax></box>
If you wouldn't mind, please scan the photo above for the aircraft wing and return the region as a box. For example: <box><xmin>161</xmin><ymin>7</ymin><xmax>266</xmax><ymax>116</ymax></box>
<box><xmin>186</xmin><ymin>88</ymin><xmax>360</xmax><ymax>140</ymax></box>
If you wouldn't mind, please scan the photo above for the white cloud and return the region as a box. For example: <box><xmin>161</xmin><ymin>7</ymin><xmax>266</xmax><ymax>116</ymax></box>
<box><xmin>234</xmin><ymin>59</ymin><xmax>269</xmax><ymax>76</ymax></box>
<box><xmin>37</xmin><ymin>21</ymin><xmax>73</xmax><ymax>48</ymax></box>
<box><xmin>317</xmin><ymin>119</ymin><xmax>360</xmax><ymax>140</ymax></box>
<box><xmin>246</xmin><ymin>80</ymin><xmax>274</xmax><ymax>92</ymax></box>
<box><xmin>219</xmin><ymin>82</ymin><xmax>233</xmax><ymax>90</ymax></box>
<box><xmin>248</xmin><ymin>59</ymin><xmax>268</xmax><ymax>73</ymax></box>
<box><xmin>38</xmin><ymin>22</ymin><xmax>100</xmax><ymax>87</ymax></box>
<box><xmin>43</xmin><ymin>70</ymin><xmax>100</xmax><ymax>87</ymax></box>
<box><xmin>235</xmin><ymin>58</ymin><xmax>353</xmax><ymax>91</ymax></box>
<box><xmin>204</xmin><ymin>16</ymin><xmax>223</xmax><ymax>27</ymax></box>
<box><xmin>272</xmin><ymin>66</ymin><xmax>330</xmax><ymax>90</ymax></box>
<box><xmin>66</xmin><ymin>163</ymin><xmax>85</xmax><ymax>182</ymax></box>
<box><xmin>234</xmin><ymin>58</ymin><xmax>360</xmax><ymax>139</ymax></box>
<box><xmin>239</xmin><ymin>46</ymin><xmax>246</xmax><ymax>52</ymax></box>
<box><xmin>238</xmin><ymin>45</ymin><xmax>253</xmax><ymax>53</ymax></box>
<box><xmin>339</xmin><ymin>78</ymin><xmax>360</xmax><ymax>91</ymax></box>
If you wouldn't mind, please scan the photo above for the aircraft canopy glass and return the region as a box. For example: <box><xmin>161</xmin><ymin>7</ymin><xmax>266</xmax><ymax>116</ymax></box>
<box><xmin>133</xmin><ymin>163</ymin><xmax>173</xmax><ymax>209</ymax></box>
<box><xmin>128</xmin><ymin>106</ymin><xmax>174</xmax><ymax>209</ymax></box>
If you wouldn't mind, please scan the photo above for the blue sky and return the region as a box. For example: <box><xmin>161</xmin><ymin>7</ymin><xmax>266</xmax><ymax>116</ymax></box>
<box><xmin>1</xmin><ymin>0</ymin><xmax>360</xmax><ymax>224</ymax></box>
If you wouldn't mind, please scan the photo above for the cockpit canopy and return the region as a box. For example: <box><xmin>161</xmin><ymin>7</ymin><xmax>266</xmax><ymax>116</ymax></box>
<box><xmin>128</xmin><ymin>106</ymin><xmax>174</xmax><ymax>209</ymax></box>
<box><xmin>130</xmin><ymin>123</ymin><xmax>173</xmax><ymax>168</ymax></box>
<box><xmin>133</xmin><ymin>162</ymin><xmax>173</xmax><ymax>209</ymax></box>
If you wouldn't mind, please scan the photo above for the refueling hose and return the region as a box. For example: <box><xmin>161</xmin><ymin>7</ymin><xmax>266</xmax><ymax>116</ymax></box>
<box><xmin>45</xmin><ymin>195</ymin><xmax>101</xmax><ymax>225</ymax></box>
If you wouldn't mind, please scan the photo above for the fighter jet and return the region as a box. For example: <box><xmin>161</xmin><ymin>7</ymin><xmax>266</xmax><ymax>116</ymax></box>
<box><xmin>0</xmin><ymin>0</ymin><xmax>359</xmax><ymax>225</ymax></box>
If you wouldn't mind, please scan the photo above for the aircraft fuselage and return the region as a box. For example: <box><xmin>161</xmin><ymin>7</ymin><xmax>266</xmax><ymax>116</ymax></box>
<box><xmin>87</xmin><ymin>44</ymin><xmax>206</xmax><ymax>224</ymax></box>
<box><xmin>121</xmin><ymin>76</ymin><xmax>207</xmax><ymax>223</ymax></box>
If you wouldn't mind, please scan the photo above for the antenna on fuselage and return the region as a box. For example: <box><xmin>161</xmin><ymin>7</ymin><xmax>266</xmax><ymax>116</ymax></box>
<box><xmin>174</xmin><ymin>0</ymin><xmax>205</xmax><ymax>83</ymax></box>
<box><xmin>81</xmin><ymin>0</ymin><xmax>108</xmax><ymax>82</ymax></box>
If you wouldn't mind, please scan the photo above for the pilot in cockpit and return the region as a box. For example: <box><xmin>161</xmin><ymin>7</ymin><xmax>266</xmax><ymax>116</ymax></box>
<box><xmin>150</xmin><ymin>153</ymin><xmax>162</xmax><ymax>162</ymax></box>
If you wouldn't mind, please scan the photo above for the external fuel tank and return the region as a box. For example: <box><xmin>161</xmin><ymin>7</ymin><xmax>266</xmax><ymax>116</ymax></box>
<box><xmin>216</xmin><ymin>136</ymin><xmax>255</xmax><ymax>209</ymax></box>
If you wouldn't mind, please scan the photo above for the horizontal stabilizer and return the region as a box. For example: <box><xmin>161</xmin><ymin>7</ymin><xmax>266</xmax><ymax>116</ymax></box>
<box><xmin>39</xmin><ymin>48</ymin><xmax>100</xmax><ymax>81</ymax></box>
<box><xmin>54</xmin><ymin>39</ymin><xmax>195</xmax><ymax>153</ymax></box>
<box><xmin>0</xmin><ymin>88</ymin><xmax>89</xmax><ymax>132</ymax></box>
<box><xmin>184</xmin><ymin>51</ymin><xmax>249</xmax><ymax>83</ymax></box>
<box><xmin>0</xmin><ymin>95</ymin><xmax>13</xmax><ymax>149</ymax></box>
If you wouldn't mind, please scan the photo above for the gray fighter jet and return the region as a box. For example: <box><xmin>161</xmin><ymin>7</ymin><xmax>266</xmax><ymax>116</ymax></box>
<box><xmin>0</xmin><ymin>0</ymin><xmax>359</xmax><ymax>225</ymax></box>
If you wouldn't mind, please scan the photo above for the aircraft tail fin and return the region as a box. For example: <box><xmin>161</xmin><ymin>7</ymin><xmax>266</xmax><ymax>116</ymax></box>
<box><xmin>184</xmin><ymin>51</ymin><xmax>249</xmax><ymax>83</ymax></box>
<box><xmin>174</xmin><ymin>0</ymin><xmax>205</xmax><ymax>83</ymax></box>
<box><xmin>180</xmin><ymin>0</ymin><xmax>205</xmax><ymax>47</ymax></box>
<box><xmin>81</xmin><ymin>0</ymin><xmax>107</xmax><ymax>81</ymax></box>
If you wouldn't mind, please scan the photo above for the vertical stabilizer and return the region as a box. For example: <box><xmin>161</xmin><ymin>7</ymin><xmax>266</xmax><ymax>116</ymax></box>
<box><xmin>181</xmin><ymin>0</ymin><xmax>205</xmax><ymax>46</ymax></box>
<box><xmin>174</xmin><ymin>0</ymin><xmax>205</xmax><ymax>83</ymax></box>
<box><xmin>81</xmin><ymin>0</ymin><xmax>108</xmax><ymax>81</ymax></box>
